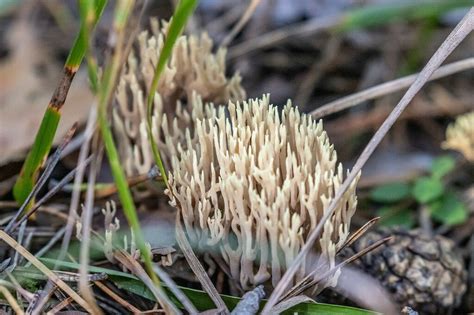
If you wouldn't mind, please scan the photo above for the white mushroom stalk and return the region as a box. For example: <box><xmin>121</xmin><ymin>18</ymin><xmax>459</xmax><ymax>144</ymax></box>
<box><xmin>168</xmin><ymin>95</ymin><xmax>359</xmax><ymax>290</ymax></box>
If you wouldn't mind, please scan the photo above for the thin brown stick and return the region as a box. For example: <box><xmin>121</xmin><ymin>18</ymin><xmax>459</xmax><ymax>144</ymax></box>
<box><xmin>262</xmin><ymin>8</ymin><xmax>474</xmax><ymax>313</ymax></box>
<box><xmin>0</xmin><ymin>230</ymin><xmax>94</xmax><ymax>313</ymax></box>
<box><xmin>46</xmin><ymin>296</ymin><xmax>74</xmax><ymax>315</ymax></box>
<box><xmin>221</xmin><ymin>0</ymin><xmax>261</xmax><ymax>47</ymax></box>
<box><xmin>310</xmin><ymin>57</ymin><xmax>474</xmax><ymax>119</ymax></box>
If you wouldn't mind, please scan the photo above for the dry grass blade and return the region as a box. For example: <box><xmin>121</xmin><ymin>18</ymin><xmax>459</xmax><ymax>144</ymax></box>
<box><xmin>94</xmin><ymin>281</ymin><xmax>143</xmax><ymax>314</ymax></box>
<box><xmin>9</xmin><ymin>156</ymin><xmax>93</xmax><ymax>233</ymax></box>
<box><xmin>0</xmin><ymin>230</ymin><xmax>94</xmax><ymax>313</ymax></box>
<box><xmin>285</xmin><ymin>237</ymin><xmax>392</xmax><ymax>300</ymax></box>
<box><xmin>338</xmin><ymin>217</ymin><xmax>380</xmax><ymax>253</ymax></box>
<box><xmin>228</xmin><ymin>15</ymin><xmax>337</xmax><ymax>59</ymax></box>
<box><xmin>78</xmin><ymin>140</ymin><xmax>103</xmax><ymax>315</ymax></box>
<box><xmin>311</xmin><ymin>57</ymin><xmax>474</xmax><ymax>119</ymax></box>
<box><xmin>59</xmin><ymin>107</ymin><xmax>96</xmax><ymax>267</ymax></box>
<box><xmin>46</xmin><ymin>296</ymin><xmax>73</xmax><ymax>315</ymax></box>
<box><xmin>5</xmin><ymin>123</ymin><xmax>78</xmax><ymax>234</ymax></box>
<box><xmin>221</xmin><ymin>0</ymin><xmax>261</xmax><ymax>47</ymax></box>
<box><xmin>262</xmin><ymin>8</ymin><xmax>474</xmax><ymax>313</ymax></box>
<box><xmin>114</xmin><ymin>250</ymin><xmax>180</xmax><ymax>314</ymax></box>
<box><xmin>153</xmin><ymin>265</ymin><xmax>199</xmax><ymax>314</ymax></box>
<box><xmin>0</xmin><ymin>284</ymin><xmax>24</xmax><ymax>314</ymax></box>
<box><xmin>175</xmin><ymin>215</ymin><xmax>228</xmax><ymax>313</ymax></box>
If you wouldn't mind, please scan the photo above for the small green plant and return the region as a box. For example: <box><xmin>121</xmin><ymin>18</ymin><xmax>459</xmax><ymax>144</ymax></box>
<box><xmin>370</xmin><ymin>155</ymin><xmax>467</xmax><ymax>228</ymax></box>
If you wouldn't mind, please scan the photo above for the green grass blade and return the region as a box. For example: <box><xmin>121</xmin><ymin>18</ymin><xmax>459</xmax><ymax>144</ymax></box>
<box><xmin>12</xmin><ymin>108</ymin><xmax>60</xmax><ymax>204</ymax></box>
<box><xmin>67</xmin><ymin>0</ymin><xmax>107</xmax><ymax>68</ymax></box>
<box><xmin>95</xmin><ymin>0</ymin><xmax>161</xmax><ymax>287</ymax></box>
<box><xmin>146</xmin><ymin>0</ymin><xmax>199</xmax><ymax>186</ymax></box>
<box><xmin>338</xmin><ymin>0</ymin><xmax>474</xmax><ymax>31</ymax></box>
<box><xmin>12</xmin><ymin>0</ymin><xmax>107</xmax><ymax>206</ymax></box>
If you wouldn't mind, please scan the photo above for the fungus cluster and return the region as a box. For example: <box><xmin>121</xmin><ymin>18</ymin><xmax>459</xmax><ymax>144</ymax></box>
<box><xmin>113</xmin><ymin>19</ymin><xmax>245</xmax><ymax>176</ymax></box>
<box><xmin>442</xmin><ymin>111</ymin><xmax>474</xmax><ymax>161</ymax></box>
<box><xmin>167</xmin><ymin>96</ymin><xmax>359</xmax><ymax>290</ymax></box>
<box><xmin>113</xmin><ymin>19</ymin><xmax>359</xmax><ymax>292</ymax></box>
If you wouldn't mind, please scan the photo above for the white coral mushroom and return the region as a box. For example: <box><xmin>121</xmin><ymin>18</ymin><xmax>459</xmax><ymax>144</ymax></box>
<box><xmin>113</xmin><ymin>19</ymin><xmax>245</xmax><ymax>176</ymax></box>
<box><xmin>442</xmin><ymin>111</ymin><xmax>474</xmax><ymax>161</ymax></box>
<box><xmin>167</xmin><ymin>95</ymin><xmax>359</xmax><ymax>290</ymax></box>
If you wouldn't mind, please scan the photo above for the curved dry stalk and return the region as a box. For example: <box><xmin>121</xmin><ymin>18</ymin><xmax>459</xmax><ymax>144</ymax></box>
<box><xmin>221</xmin><ymin>0</ymin><xmax>261</xmax><ymax>47</ymax></box>
<box><xmin>311</xmin><ymin>57</ymin><xmax>474</xmax><ymax>119</ymax></box>
<box><xmin>0</xmin><ymin>230</ymin><xmax>94</xmax><ymax>313</ymax></box>
<box><xmin>262</xmin><ymin>8</ymin><xmax>474</xmax><ymax>313</ymax></box>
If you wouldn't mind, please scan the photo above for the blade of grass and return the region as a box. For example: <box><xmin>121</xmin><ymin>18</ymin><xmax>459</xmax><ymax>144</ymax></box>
<box><xmin>12</xmin><ymin>0</ymin><xmax>107</xmax><ymax>206</ymax></box>
<box><xmin>145</xmin><ymin>0</ymin><xmax>198</xmax><ymax>186</ymax></box>
<box><xmin>5</xmin><ymin>124</ymin><xmax>78</xmax><ymax>233</ymax></box>
<box><xmin>262</xmin><ymin>8</ymin><xmax>474</xmax><ymax>313</ymax></box>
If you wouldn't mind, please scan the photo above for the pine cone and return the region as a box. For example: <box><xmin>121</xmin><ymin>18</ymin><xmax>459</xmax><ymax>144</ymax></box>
<box><xmin>342</xmin><ymin>228</ymin><xmax>467</xmax><ymax>314</ymax></box>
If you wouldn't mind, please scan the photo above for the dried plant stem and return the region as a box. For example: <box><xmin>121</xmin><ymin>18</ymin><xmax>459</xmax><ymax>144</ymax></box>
<box><xmin>311</xmin><ymin>57</ymin><xmax>474</xmax><ymax>119</ymax></box>
<box><xmin>228</xmin><ymin>1</ymin><xmax>473</xmax><ymax>59</ymax></box>
<box><xmin>153</xmin><ymin>265</ymin><xmax>199</xmax><ymax>314</ymax></box>
<box><xmin>59</xmin><ymin>107</ymin><xmax>96</xmax><ymax>265</ymax></box>
<box><xmin>5</xmin><ymin>124</ymin><xmax>78</xmax><ymax>233</ymax></box>
<box><xmin>94</xmin><ymin>281</ymin><xmax>143</xmax><ymax>314</ymax></box>
<box><xmin>79</xmin><ymin>139</ymin><xmax>103</xmax><ymax>315</ymax></box>
<box><xmin>283</xmin><ymin>237</ymin><xmax>392</xmax><ymax>301</ymax></box>
<box><xmin>46</xmin><ymin>296</ymin><xmax>74</xmax><ymax>315</ymax></box>
<box><xmin>0</xmin><ymin>284</ymin><xmax>24</xmax><ymax>314</ymax></box>
<box><xmin>0</xmin><ymin>230</ymin><xmax>94</xmax><ymax>313</ymax></box>
<box><xmin>263</xmin><ymin>8</ymin><xmax>474</xmax><ymax>313</ymax></box>
<box><xmin>221</xmin><ymin>0</ymin><xmax>261</xmax><ymax>47</ymax></box>
<box><xmin>175</xmin><ymin>215</ymin><xmax>228</xmax><ymax>313</ymax></box>
<box><xmin>338</xmin><ymin>217</ymin><xmax>380</xmax><ymax>253</ymax></box>
<box><xmin>114</xmin><ymin>250</ymin><xmax>180</xmax><ymax>314</ymax></box>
